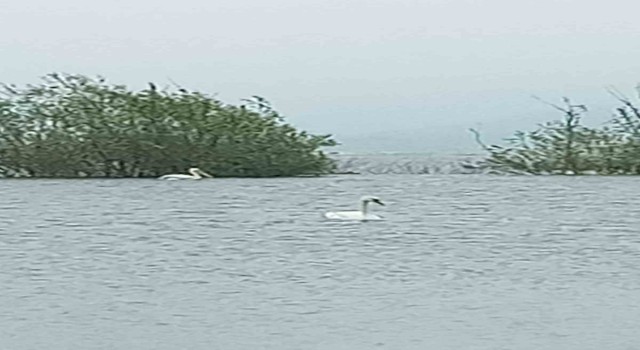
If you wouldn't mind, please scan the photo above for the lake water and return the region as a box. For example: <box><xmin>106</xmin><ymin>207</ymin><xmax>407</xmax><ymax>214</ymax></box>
<box><xmin>1</xmin><ymin>175</ymin><xmax>640</xmax><ymax>350</ymax></box>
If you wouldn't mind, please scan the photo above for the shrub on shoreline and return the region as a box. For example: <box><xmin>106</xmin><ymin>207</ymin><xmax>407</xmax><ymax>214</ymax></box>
<box><xmin>0</xmin><ymin>73</ymin><xmax>336</xmax><ymax>178</ymax></box>
<box><xmin>473</xmin><ymin>91</ymin><xmax>640</xmax><ymax>175</ymax></box>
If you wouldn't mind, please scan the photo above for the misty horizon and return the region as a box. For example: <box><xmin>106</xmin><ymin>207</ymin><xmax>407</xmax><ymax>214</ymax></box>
<box><xmin>2</xmin><ymin>0</ymin><xmax>639</xmax><ymax>152</ymax></box>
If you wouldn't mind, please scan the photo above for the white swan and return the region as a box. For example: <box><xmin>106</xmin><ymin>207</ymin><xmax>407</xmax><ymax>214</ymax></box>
<box><xmin>158</xmin><ymin>167</ymin><xmax>213</xmax><ymax>180</ymax></box>
<box><xmin>324</xmin><ymin>195</ymin><xmax>385</xmax><ymax>221</ymax></box>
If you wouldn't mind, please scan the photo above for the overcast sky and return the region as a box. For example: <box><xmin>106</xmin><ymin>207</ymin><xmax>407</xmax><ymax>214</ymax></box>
<box><xmin>2</xmin><ymin>0</ymin><xmax>639</xmax><ymax>152</ymax></box>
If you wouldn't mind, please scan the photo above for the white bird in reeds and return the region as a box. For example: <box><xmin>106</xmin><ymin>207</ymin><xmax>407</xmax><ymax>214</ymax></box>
<box><xmin>158</xmin><ymin>167</ymin><xmax>213</xmax><ymax>180</ymax></box>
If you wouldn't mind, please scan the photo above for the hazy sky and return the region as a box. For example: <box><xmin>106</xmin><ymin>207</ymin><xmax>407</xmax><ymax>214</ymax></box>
<box><xmin>2</xmin><ymin>0</ymin><xmax>639</xmax><ymax>152</ymax></box>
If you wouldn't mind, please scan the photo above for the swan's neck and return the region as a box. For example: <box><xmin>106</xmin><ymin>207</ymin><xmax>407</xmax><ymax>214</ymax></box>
<box><xmin>189</xmin><ymin>169</ymin><xmax>201</xmax><ymax>179</ymax></box>
<box><xmin>361</xmin><ymin>201</ymin><xmax>369</xmax><ymax>215</ymax></box>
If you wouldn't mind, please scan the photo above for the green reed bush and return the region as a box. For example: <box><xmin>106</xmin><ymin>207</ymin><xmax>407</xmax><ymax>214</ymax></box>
<box><xmin>473</xmin><ymin>92</ymin><xmax>640</xmax><ymax>175</ymax></box>
<box><xmin>0</xmin><ymin>73</ymin><xmax>336</xmax><ymax>177</ymax></box>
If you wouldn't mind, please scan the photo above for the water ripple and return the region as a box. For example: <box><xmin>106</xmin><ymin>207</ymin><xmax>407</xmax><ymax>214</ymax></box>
<box><xmin>1</xmin><ymin>175</ymin><xmax>640</xmax><ymax>350</ymax></box>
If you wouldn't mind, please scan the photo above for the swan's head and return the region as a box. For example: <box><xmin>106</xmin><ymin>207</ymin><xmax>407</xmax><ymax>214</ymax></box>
<box><xmin>189</xmin><ymin>167</ymin><xmax>213</xmax><ymax>178</ymax></box>
<box><xmin>360</xmin><ymin>195</ymin><xmax>384</xmax><ymax>206</ymax></box>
